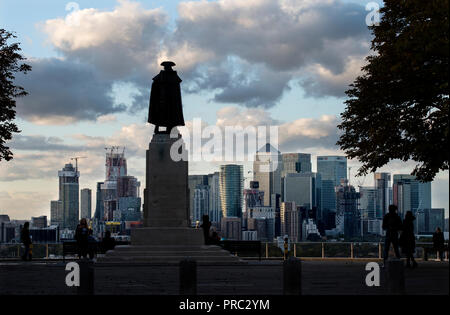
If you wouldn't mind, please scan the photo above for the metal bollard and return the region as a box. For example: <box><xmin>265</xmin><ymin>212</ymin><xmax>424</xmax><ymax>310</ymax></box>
<box><xmin>180</xmin><ymin>259</ymin><xmax>197</xmax><ymax>295</ymax></box>
<box><xmin>385</xmin><ymin>258</ymin><xmax>405</xmax><ymax>295</ymax></box>
<box><xmin>77</xmin><ymin>260</ymin><xmax>94</xmax><ymax>295</ymax></box>
<box><xmin>283</xmin><ymin>257</ymin><xmax>302</xmax><ymax>295</ymax></box>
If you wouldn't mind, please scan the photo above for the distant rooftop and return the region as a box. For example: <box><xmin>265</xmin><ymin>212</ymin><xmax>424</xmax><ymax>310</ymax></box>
<box><xmin>257</xmin><ymin>143</ymin><xmax>280</xmax><ymax>154</ymax></box>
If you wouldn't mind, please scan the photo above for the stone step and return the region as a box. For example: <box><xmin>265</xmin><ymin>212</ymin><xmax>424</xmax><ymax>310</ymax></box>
<box><xmin>105</xmin><ymin>250</ymin><xmax>235</xmax><ymax>257</ymax></box>
<box><xmin>111</xmin><ymin>245</ymin><xmax>224</xmax><ymax>252</ymax></box>
<box><xmin>97</xmin><ymin>255</ymin><xmax>242</xmax><ymax>263</ymax></box>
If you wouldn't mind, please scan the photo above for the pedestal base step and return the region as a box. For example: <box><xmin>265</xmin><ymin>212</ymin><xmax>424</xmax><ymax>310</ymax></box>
<box><xmin>131</xmin><ymin>227</ymin><xmax>204</xmax><ymax>246</ymax></box>
<box><xmin>97</xmin><ymin>245</ymin><xmax>243</xmax><ymax>263</ymax></box>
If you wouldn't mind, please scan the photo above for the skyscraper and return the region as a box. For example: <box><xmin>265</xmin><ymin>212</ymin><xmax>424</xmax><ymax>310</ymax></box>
<box><xmin>93</xmin><ymin>182</ymin><xmax>104</xmax><ymax>221</ymax></box>
<box><xmin>415</xmin><ymin>208</ymin><xmax>445</xmax><ymax>234</ymax></box>
<box><xmin>58</xmin><ymin>163</ymin><xmax>79</xmax><ymax>230</ymax></box>
<box><xmin>283</xmin><ymin>172</ymin><xmax>321</xmax><ymax>212</ymax></box>
<box><xmin>193</xmin><ymin>184</ymin><xmax>210</xmax><ymax>225</ymax></box>
<box><xmin>335</xmin><ymin>179</ymin><xmax>360</xmax><ymax>239</ymax></box>
<box><xmin>393</xmin><ymin>174</ymin><xmax>431</xmax><ymax>218</ymax></box>
<box><xmin>317</xmin><ymin>156</ymin><xmax>347</xmax><ymax>228</ymax></box>
<box><xmin>220</xmin><ymin>217</ymin><xmax>242</xmax><ymax>240</ymax></box>
<box><xmin>359</xmin><ymin>187</ymin><xmax>377</xmax><ymax>219</ymax></box>
<box><xmin>253</xmin><ymin>143</ymin><xmax>282</xmax><ymax>206</ymax></box>
<box><xmin>50</xmin><ymin>200</ymin><xmax>63</xmax><ymax>227</ymax></box>
<box><xmin>80</xmin><ymin>188</ymin><xmax>92</xmax><ymax>220</ymax></box>
<box><xmin>219</xmin><ymin>164</ymin><xmax>243</xmax><ymax>218</ymax></box>
<box><xmin>188</xmin><ymin>175</ymin><xmax>209</xmax><ymax>224</ymax></box>
<box><xmin>100</xmin><ymin>148</ymin><xmax>140</xmax><ymax>223</ymax></box>
<box><xmin>281</xmin><ymin>153</ymin><xmax>312</xmax><ymax>177</ymax></box>
<box><xmin>207</xmin><ymin>172</ymin><xmax>222</xmax><ymax>224</ymax></box>
<box><xmin>280</xmin><ymin>201</ymin><xmax>301</xmax><ymax>242</ymax></box>
<box><xmin>374</xmin><ymin>172</ymin><xmax>391</xmax><ymax>219</ymax></box>
<box><xmin>243</xmin><ymin>181</ymin><xmax>265</xmax><ymax>213</ymax></box>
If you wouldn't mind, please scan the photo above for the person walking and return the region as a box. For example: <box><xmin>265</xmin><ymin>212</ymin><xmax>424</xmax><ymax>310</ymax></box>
<box><xmin>382</xmin><ymin>205</ymin><xmax>402</xmax><ymax>265</ymax></box>
<box><xmin>400</xmin><ymin>211</ymin><xmax>418</xmax><ymax>268</ymax></box>
<box><xmin>20</xmin><ymin>222</ymin><xmax>32</xmax><ymax>261</ymax></box>
<box><xmin>432</xmin><ymin>227</ymin><xmax>445</xmax><ymax>261</ymax></box>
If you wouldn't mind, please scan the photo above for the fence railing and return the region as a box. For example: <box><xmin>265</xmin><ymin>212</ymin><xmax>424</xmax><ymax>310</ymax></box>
<box><xmin>1</xmin><ymin>241</ymin><xmax>446</xmax><ymax>260</ymax></box>
<box><xmin>255</xmin><ymin>242</ymin><xmax>445</xmax><ymax>260</ymax></box>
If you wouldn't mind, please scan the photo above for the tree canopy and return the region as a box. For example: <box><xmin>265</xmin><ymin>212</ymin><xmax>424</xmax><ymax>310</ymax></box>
<box><xmin>0</xmin><ymin>29</ymin><xmax>31</xmax><ymax>161</ymax></box>
<box><xmin>337</xmin><ymin>0</ymin><xmax>449</xmax><ymax>182</ymax></box>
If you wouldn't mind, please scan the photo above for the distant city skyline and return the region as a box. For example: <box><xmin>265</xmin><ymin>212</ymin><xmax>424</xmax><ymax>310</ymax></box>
<box><xmin>0</xmin><ymin>0</ymin><xmax>448</xmax><ymax>220</ymax></box>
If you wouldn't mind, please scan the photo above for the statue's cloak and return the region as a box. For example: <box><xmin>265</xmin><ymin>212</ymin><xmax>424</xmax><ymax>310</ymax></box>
<box><xmin>148</xmin><ymin>68</ymin><xmax>185</xmax><ymax>128</ymax></box>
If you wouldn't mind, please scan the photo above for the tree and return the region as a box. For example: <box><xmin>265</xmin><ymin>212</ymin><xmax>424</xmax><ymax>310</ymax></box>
<box><xmin>0</xmin><ymin>29</ymin><xmax>31</xmax><ymax>161</ymax></box>
<box><xmin>337</xmin><ymin>0</ymin><xmax>449</xmax><ymax>182</ymax></box>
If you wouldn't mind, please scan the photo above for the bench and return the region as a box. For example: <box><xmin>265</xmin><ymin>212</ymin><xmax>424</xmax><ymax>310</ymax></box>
<box><xmin>220</xmin><ymin>240</ymin><xmax>262</xmax><ymax>261</ymax></box>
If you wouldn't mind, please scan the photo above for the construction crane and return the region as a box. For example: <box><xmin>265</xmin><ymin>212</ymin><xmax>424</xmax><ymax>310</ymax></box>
<box><xmin>71</xmin><ymin>156</ymin><xmax>87</xmax><ymax>172</ymax></box>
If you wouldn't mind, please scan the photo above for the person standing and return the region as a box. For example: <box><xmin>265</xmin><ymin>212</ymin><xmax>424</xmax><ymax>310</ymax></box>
<box><xmin>432</xmin><ymin>227</ymin><xmax>445</xmax><ymax>261</ymax></box>
<box><xmin>101</xmin><ymin>230</ymin><xmax>116</xmax><ymax>252</ymax></box>
<box><xmin>400</xmin><ymin>211</ymin><xmax>418</xmax><ymax>268</ymax></box>
<box><xmin>20</xmin><ymin>222</ymin><xmax>32</xmax><ymax>261</ymax></box>
<box><xmin>75</xmin><ymin>218</ymin><xmax>90</xmax><ymax>259</ymax></box>
<box><xmin>382</xmin><ymin>205</ymin><xmax>402</xmax><ymax>265</ymax></box>
<box><xmin>200</xmin><ymin>215</ymin><xmax>212</xmax><ymax>245</ymax></box>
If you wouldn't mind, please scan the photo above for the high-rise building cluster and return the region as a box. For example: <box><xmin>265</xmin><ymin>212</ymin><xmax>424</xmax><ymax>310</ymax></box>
<box><xmin>92</xmin><ymin>147</ymin><xmax>141</xmax><ymax>236</ymax></box>
<box><xmin>188</xmin><ymin>144</ymin><xmax>445</xmax><ymax>242</ymax></box>
<box><xmin>48</xmin><ymin>147</ymin><xmax>141</xmax><ymax>238</ymax></box>
<box><xmin>1</xmin><ymin>144</ymin><xmax>446</xmax><ymax>244</ymax></box>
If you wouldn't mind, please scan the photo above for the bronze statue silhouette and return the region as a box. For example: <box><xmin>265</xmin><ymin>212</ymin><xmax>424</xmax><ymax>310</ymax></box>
<box><xmin>148</xmin><ymin>61</ymin><xmax>185</xmax><ymax>133</ymax></box>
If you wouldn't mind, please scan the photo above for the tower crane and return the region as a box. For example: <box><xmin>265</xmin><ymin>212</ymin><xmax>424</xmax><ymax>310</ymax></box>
<box><xmin>71</xmin><ymin>156</ymin><xmax>87</xmax><ymax>172</ymax></box>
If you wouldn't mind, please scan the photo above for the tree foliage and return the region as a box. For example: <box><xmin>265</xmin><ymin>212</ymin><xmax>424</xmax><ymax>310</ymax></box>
<box><xmin>337</xmin><ymin>0</ymin><xmax>449</xmax><ymax>182</ymax></box>
<box><xmin>0</xmin><ymin>29</ymin><xmax>31</xmax><ymax>161</ymax></box>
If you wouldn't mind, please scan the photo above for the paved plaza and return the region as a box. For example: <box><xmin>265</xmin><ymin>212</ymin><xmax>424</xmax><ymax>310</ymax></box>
<box><xmin>0</xmin><ymin>259</ymin><xmax>448</xmax><ymax>295</ymax></box>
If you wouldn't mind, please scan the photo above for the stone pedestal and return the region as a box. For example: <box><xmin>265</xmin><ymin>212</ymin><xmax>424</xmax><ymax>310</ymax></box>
<box><xmin>100</xmin><ymin>131</ymin><xmax>241</xmax><ymax>263</ymax></box>
<box><xmin>143</xmin><ymin>132</ymin><xmax>189</xmax><ymax>228</ymax></box>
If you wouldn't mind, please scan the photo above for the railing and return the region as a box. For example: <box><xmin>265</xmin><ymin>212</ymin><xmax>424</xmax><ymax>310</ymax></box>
<box><xmin>0</xmin><ymin>241</ymin><xmax>446</xmax><ymax>260</ymax></box>
<box><xmin>257</xmin><ymin>242</ymin><xmax>446</xmax><ymax>260</ymax></box>
<box><xmin>0</xmin><ymin>243</ymin><xmax>64</xmax><ymax>259</ymax></box>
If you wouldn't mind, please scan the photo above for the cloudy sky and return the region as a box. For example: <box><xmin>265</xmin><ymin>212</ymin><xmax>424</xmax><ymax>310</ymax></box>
<box><xmin>0</xmin><ymin>0</ymin><xmax>448</xmax><ymax>220</ymax></box>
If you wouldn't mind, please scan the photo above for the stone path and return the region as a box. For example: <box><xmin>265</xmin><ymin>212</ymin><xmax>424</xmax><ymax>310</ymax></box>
<box><xmin>0</xmin><ymin>260</ymin><xmax>447</xmax><ymax>295</ymax></box>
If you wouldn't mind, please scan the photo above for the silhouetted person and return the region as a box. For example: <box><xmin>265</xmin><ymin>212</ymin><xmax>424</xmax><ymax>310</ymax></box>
<box><xmin>75</xmin><ymin>218</ymin><xmax>90</xmax><ymax>259</ymax></box>
<box><xmin>87</xmin><ymin>229</ymin><xmax>97</xmax><ymax>260</ymax></box>
<box><xmin>101</xmin><ymin>231</ymin><xmax>116</xmax><ymax>252</ymax></box>
<box><xmin>210</xmin><ymin>230</ymin><xmax>221</xmax><ymax>245</ymax></box>
<box><xmin>433</xmin><ymin>227</ymin><xmax>445</xmax><ymax>261</ymax></box>
<box><xmin>382</xmin><ymin>205</ymin><xmax>402</xmax><ymax>264</ymax></box>
<box><xmin>20</xmin><ymin>222</ymin><xmax>32</xmax><ymax>261</ymax></box>
<box><xmin>200</xmin><ymin>215</ymin><xmax>212</xmax><ymax>245</ymax></box>
<box><xmin>400</xmin><ymin>211</ymin><xmax>417</xmax><ymax>268</ymax></box>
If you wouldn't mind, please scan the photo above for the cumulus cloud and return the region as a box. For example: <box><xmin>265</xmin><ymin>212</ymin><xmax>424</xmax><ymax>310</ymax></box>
<box><xmin>21</xmin><ymin>0</ymin><xmax>371</xmax><ymax>124</ymax></box>
<box><xmin>279</xmin><ymin>114</ymin><xmax>340</xmax><ymax>151</ymax></box>
<box><xmin>42</xmin><ymin>0</ymin><xmax>167</xmax><ymax>83</ymax></box>
<box><xmin>8</xmin><ymin>135</ymin><xmax>85</xmax><ymax>152</ymax></box>
<box><xmin>175</xmin><ymin>0</ymin><xmax>369</xmax><ymax>71</ymax></box>
<box><xmin>212</xmin><ymin>106</ymin><xmax>340</xmax><ymax>153</ymax></box>
<box><xmin>15</xmin><ymin>58</ymin><xmax>126</xmax><ymax>124</ymax></box>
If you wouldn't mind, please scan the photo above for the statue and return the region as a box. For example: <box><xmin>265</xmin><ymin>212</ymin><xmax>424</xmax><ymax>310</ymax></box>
<box><xmin>148</xmin><ymin>61</ymin><xmax>185</xmax><ymax>133</ymax></box>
